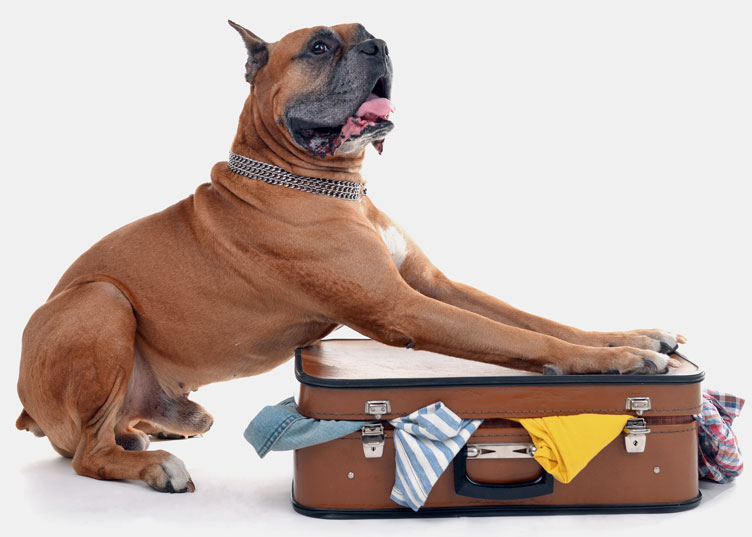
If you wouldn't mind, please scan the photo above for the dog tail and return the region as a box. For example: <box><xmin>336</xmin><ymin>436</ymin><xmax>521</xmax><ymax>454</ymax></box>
<box><xmin>16</xmin><ymin>409</ymin><xmax>45</xmax><ymax>437</ymax></box>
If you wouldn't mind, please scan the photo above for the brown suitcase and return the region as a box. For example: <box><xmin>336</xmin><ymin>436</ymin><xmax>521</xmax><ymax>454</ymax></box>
<box><xmin>291</xmin><ymin>339</ymin><xmax>704</xmax><ymax>518</ymax></box>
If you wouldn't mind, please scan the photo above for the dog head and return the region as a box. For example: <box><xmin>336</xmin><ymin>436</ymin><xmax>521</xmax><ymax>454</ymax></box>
<box><xmin>229</xmin><ymin>21</ymin><xmax>394</xmax><ymax>159</ymax></box>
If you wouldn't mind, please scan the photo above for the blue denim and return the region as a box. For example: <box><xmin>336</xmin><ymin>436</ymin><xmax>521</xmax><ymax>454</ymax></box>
<box><xmin>244</xmin><ymin>397</ymin><xmax>371</xmax><ymax>457</ymax></box>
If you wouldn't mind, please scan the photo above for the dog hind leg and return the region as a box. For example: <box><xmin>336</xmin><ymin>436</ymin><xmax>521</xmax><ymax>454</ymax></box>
<box><xmin>134</xmin><ymin>397</ymin><xmax>214</xmax><ymax>440</ymax></box>
<box><xmin>18</xmin><ymin>281</ymin><xmax>194</xmax><ymax>492</ymax></box>
<box><xmin>119</xmin><ymin>349</ymin><xmax>214</xmax><ymax>441</ymax></box>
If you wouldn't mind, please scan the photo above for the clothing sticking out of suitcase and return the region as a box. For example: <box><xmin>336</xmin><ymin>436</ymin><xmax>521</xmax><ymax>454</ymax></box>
<box><xmin>289</xmin><ymin>339</ymin><xmax>704</xmax><ymax>518</ymax></box>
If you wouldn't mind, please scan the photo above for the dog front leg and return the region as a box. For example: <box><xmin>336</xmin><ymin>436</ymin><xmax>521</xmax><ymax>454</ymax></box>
<box><xmin>330</xmin><ymin>285</ymin><xmax>678</xmax><ymax>375</ymax></box>
<box><xmin>397</xmin><ymin>243</ymin><xmax>684</xmax><ymax>355</ymax></box>
<box><xmin>364</xmin><ymin>203</ymin><xmax>684</xmax><ymax>354</ymax></box>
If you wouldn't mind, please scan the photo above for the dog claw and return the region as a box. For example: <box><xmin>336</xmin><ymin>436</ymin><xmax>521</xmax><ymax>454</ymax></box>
<box><xmin>659</xmin><ymin>341</ymin><xmax>679</xmax><ymax>354</ymax></box>
<box><xmin>542</xmin><ymin>364</ymin><xmax>563</xmax><ymax>376</ymax></box>
<box><xmin>148</xmin><ymin>478</ymin><xmax>195</xmax><ymax>494</ymax></box>
<box><xmin>635</xmin><ymin>359</ymin><xmax>662</xmax><ymax>375</ymax></box>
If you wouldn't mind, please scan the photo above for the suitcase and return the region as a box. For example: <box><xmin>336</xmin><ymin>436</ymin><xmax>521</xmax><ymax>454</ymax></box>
<box><xmin>291</xmin><ymin>339</ymin><xmax>704</xmax><ymax>518</ymax></box>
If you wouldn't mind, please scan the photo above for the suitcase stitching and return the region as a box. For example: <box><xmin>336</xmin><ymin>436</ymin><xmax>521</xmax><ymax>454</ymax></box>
<box><xmin>648</xmin><ymin>427</ymin><xmax>697</xmax><ymax>434</ymax></box>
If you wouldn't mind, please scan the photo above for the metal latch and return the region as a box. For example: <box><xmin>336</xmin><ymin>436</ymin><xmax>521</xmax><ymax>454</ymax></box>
<box><xmin>361</xmin><ymin>424</ymin><xmax>385</xmax><ymax>458</ymax></box>
<box><xmin>364</xmin><ymin>400</ymin><xmax>391</xmax><ymax>419</ymax></box>
<box><xmin>625</xmin><ymin>397</ymin><xmax>651</xmax><ymax>416</ymax></box>
<box><xmin>624</xmin><ymin>418</ymin><xmax>651</xmax><ymax>453</ymax></box>
<box><xmin>466</xmin><ymin>443</ymin><xmax>537</xmax><ymax>459</ymax></box>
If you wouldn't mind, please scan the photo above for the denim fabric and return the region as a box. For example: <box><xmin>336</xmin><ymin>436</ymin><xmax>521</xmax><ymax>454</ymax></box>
<box><xmin>244</xmin><ymin>397</ymin><xmax>370</xmax><ymax>457</ymax></box>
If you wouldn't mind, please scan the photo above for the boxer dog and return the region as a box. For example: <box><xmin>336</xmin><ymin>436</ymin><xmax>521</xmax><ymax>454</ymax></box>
<box><xmin>16</xmin><ymin>21</ymin><xmax>685</xmax><ymax>493</ymax></box>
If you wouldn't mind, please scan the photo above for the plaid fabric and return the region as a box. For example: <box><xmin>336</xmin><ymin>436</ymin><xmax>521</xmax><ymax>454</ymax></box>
<box><xmin>694</xmin><ymin>389</ymin><xmax>745</xmax><ymax>483</ymax></box>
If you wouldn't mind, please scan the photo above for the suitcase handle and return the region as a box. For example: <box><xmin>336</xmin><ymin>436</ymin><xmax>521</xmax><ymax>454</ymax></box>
<box><xmin>453</xmin><ymin>446</ymin><xmax>554</xmax><ymax>500</ymax></box>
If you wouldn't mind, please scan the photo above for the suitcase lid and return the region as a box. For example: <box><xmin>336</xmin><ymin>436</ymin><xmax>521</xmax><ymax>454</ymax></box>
<box><xmin>295</xmin><ymin>339</ymin><xmax>704</xmax><ymax>420</ymax></box>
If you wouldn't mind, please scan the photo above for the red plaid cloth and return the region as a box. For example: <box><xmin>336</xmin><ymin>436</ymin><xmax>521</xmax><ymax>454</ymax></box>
<box><xmin>694</xmin><ymin>389</ymin><xmax>744</xmax><ymax>483</ymax></box>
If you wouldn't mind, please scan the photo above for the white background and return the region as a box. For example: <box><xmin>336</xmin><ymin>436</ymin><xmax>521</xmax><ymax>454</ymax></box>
<box><xmin>1</xmin><ymin>0</ymin><xmax>749</xmax><ymax>534</ymax></box>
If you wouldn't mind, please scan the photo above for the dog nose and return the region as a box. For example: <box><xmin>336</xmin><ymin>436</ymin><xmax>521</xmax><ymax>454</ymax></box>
<box><xmin>356</xmin><ymin>39</ymin><xmax>388</xmax><ymax>57</ymax></box>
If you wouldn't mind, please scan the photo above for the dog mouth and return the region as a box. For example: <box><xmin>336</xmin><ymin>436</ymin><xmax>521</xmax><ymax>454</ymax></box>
<box><xmin>291</xmin><ymin>77</ymin><xmax>395</xmax><ymax>158</ymax></box>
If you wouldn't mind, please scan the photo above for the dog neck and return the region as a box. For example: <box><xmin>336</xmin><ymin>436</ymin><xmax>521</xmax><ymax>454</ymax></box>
<box><xmin>230</xmin><ymin>88</ymin><xmax>366</xmax><ymax>184</ymax></box>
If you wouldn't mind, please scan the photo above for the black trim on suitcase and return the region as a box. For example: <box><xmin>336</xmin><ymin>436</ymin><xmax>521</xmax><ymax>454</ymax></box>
<box><xmin>291</xmin><ymin>491</ymin><xmax>702</xmax><ymax>519</ymax></box>
<box><xmin>295</xmin><ymin>340</ymin><xmax>705</xmax><ymax>389</ymax></box>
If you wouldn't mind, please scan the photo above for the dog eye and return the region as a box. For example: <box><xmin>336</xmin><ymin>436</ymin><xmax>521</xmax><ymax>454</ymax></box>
<box><xmin>311</xmin><ymin>42</ymin><xmax>329</xmax><ymax>55</ymax></box>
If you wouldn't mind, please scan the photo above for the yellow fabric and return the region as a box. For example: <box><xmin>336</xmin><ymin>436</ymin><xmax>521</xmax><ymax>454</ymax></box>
<box><xmin>511</xmin><ymin>414</ymin><xmax>631</xmax><ymax>484</ymax></box>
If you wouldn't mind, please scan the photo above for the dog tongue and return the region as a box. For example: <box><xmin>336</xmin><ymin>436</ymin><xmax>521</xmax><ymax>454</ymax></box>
<box><xmin>355</xmin><ymin>94</ymin><xmax>395</xmax><ymax>120</ymax></box>
<box><xmin>340</xmin><ymin>93</ymin><xmax>395</xmax><ymax>143</ymax></box>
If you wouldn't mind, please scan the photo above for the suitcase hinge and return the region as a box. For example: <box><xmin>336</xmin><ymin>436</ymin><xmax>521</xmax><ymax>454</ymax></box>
<box><xmin>625</xmin><ymin>396</ymin><xmax>651</xmax><ymax>416</ymax></box>
<box><xmin>624</xmin><ymin>418</ymin><xmax>651</xmax><ymax>453</ymax></box>
<box><xmin>361</xmin><ymin>424</ymin><xmax>385</xmax><ymax>458</ymax></box>
<box><xmin>364</xmin><ymin>400</ymin><xmax>391</xmax><ymax>419</ymax></box>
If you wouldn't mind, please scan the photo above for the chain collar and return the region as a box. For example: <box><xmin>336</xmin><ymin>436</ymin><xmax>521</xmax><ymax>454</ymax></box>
<box><xmin>227</xmin><ymin>152</ymin><xmax>366</xmax><ymax>201</ymax></box>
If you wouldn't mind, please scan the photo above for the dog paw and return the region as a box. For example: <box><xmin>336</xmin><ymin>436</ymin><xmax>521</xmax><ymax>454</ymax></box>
<box><xmin>552</xmin><ymin>346</ymin><xmax>681</xmax><ymax>375</ymax></box>
<box><xmin>603</xmin><ymin>329</ymin><xmax>686</xmax><ymax>354</ymax></box>
<box><xmin>143</xmin><ymin>455</ymin><xmax>195</xmax><ymax>493</ymax></box>
<box><xmin>604</xmin><ymin>347</ymin><xmax>681</xmax><ymax>375</ymax></box>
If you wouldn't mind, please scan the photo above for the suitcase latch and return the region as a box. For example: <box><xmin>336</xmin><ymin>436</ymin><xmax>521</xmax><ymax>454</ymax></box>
<box><xmin>625</xmin><ymin>397</ymin><xmax>651</xmax><ymax>416</ymax></box>
<box><xmin>624</xmin><ymin>418</ymin><xmax>651</xmax><ymax>453</ymax></box>
<box><xmin>466</xmin><ymin>443</ymin><xmax>537</xmax><ymax>459</ymax></box>
<box><xmin>364</xmin><ymin>400</ymin><xmax>391</xmax><ymax>419</ymax></box>
<box><xmin>361</xmin><ymin>424</ymin><xmax>385</xmax><ymax>458</ymax></box>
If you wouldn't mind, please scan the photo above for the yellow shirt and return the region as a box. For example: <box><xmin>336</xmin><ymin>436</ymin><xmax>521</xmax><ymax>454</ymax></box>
<box><xmin>512</xmin><ymin>414</ymin><xmax>631</xmax><ymax>483</ymax></box>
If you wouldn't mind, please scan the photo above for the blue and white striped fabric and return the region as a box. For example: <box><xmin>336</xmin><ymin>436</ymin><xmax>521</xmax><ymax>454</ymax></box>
<box><xmin>389</xmin><ymin>402</ymin><xmax>482</xmax><ymax>511</ymax></box>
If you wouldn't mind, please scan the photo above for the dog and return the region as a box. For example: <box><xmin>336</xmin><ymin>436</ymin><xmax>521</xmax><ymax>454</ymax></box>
<box><xmin>16</xmin><ymin>21</ymin><xmax>685</xmax><ymax>493</ymax></box>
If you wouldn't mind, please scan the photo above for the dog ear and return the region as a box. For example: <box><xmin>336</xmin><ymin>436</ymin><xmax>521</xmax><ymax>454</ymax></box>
<box><xmin>228</xmin><ymin>20</ymin><xmax>269</xmax><ymax>82</ymax></box>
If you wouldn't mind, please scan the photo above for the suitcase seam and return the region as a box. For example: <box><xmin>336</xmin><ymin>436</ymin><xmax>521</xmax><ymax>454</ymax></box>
<box><xmin>329</xmin><ymin>427</ymin><xmax>696</xmax><ymax>441</ymax></box>
<box><xmin>649</xmin><ymin>427</ymin><xmax>697</xmax><ymax>434</ymax></box>
<box><xmin>300</xmin><ymin>407</ymin><xmax>701</xmax><ymax>417</ymax></box>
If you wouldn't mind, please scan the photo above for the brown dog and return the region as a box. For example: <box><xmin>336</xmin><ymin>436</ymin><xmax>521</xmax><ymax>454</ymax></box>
<box><xmin>16</xmin><ymin>21</ymin><xmax>685</xmax><ymax>493</ymax></box>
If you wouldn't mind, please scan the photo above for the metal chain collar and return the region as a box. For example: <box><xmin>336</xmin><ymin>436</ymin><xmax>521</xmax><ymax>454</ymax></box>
<box><xmin>227</xmin><ymin>152</ymin><xmax>366</xmax><ymax>201</ymax></box>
